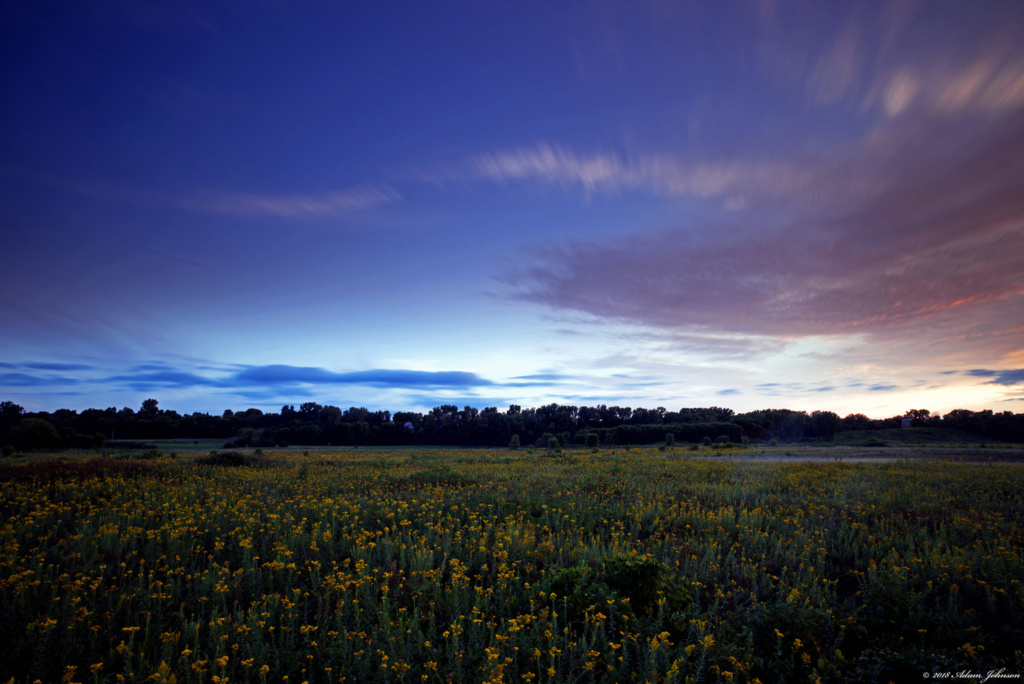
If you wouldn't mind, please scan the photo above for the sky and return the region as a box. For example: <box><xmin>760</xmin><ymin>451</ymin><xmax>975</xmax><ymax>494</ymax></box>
<box><xmin>2</xmin><ymin>0</ymin><xmax>1024</xmax><ymax>418</ymax></box>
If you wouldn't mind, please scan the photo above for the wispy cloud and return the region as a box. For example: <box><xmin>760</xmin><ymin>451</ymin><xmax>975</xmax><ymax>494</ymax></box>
<box><xmin>0</xmin><ymin>362</ymin><xmax>97</xmax><ymax>372</ymax></box>
<box><xmin>104</xmin><ymin>370</ymin><xmax>224</xmax><ymax>391</ymax></box>
<box><xmin>466</xmin><ymin>143</ymin><xmax>815</xmax><ymax>210</ymax></box>
<box><xmin>22</xmin><ymin>362</ymin><xmax>98</xmax><ymax>371</ymax></box>
<box><xmin>966</xmin><ymin>369</ymin><xmax>1024</xmax><ymax>386</ymax></box>
<box><xmin>504</xmin><ymin>111</ymin><xmax>1024</xmax><ymax>340</ymax></box>
<box><xmin>0</xmin><ymin>166</ymin><xmax>398</xmax><ymax>221</ymax></box>
<box><xmin>0</xmin><ymin>372</ymin><xmax>80</xmax><ymax>387</ymax></box>
<box><xmin>176</xmin><ymin>185</ymin><xmax>399</xmax><ymax>219</ymax></box>
<box><xmin>233</xmin><ymin>366</ymin><xmax>492</xmax><ymax>389</ymax></box>
<box><xmin>1</xmin><ymin>361</ymin><xmax>498</xmax><ymax>396</ymax></box>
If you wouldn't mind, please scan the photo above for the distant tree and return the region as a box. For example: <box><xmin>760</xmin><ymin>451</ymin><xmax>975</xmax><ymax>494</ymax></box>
<box><xmin>240</xmin><ymin>408</ymin><xmax>264</xmax><ymax>426</ymax></box>
<box><xmin>841</xmin><ymin>413</ymin><xmax>872</xmax><ymax>431</ymax></box>
<box><xmin>235</xmin><ymin>427</ymin><xmax>255</xmax><ymax>447</ymax></box>
<box><xmin>810</xmin><ymin>410</ymin><xmax>842</xmax><ymax>441</ymax></box>
<box><xmin>299</xmin><ymin>403</ymin><xmax>323</xmax><ymax>419</ymax></box>
<box><xmin>905</xmin><ymin>409</ymin><xmax>932</xmax><ymax>427</ymax></box>
<box><xmin>320</xmin><ymin>406</ymin><xmax>343</xmax><ymax>429</ymax></box>
<box><xmin>0</xmin><ymin>401</ymin><xmax>24</xmax><ymax>419</ymax></box>
<box><xmin>12</xmin><ymin>418</ymin><xmax>60</xmax><ymax>451</ymax></box>
<box><xmin>0</xmin><ymin>401</ymin><xmax>24</xmax><ymax>444</ymax></box>
<box><xmin>664</xmin><ymin>432</ymin><xmax>675</xmax><ymax>447</ymax></box>
<box><xmin>509</xmin><ymin>434</ymin><xmax>520</xmax><ymax>449</ymax></box>
<box><xmin>585</xmin><ymin>433</ymin><xmax>600</xmax><ymax>449</ymax></box>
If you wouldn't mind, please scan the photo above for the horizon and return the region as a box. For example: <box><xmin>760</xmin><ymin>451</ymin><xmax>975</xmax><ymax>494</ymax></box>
<box><xmin>3</xmin><ymin>1</ymin><xmax>1024</xmax><ymax>418</ymax></box>
<box><xmin>1</xmin><ymin>392</ymin><xmax>1003</xmax><ymax>424</ymax></box>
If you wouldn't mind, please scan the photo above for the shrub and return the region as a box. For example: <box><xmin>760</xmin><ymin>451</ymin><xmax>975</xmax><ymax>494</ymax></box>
<box><xmin>509</xmin><ymin>434</ymin><xmax>520</xmax><ymax>449</ymax></box>
<box><xmin>664</xmin><ymin>432</ymin><xmax>676</xmax><ymax>447</ymax></box>
<box><xmin>12</xmin><ymin>418</ymin><xmax>59</xmax><ymax>451</ymax></box>
<box><xmin>585</xmin><ymin>433</ymin><xmax>599</xmax><ymax>449</ymax></box>
<box><xmin>603</xmin><ymin>555</ymin><xmax>668</xmax><ymax>608</ymax></box>
<box><xmin>196</xmin><ymin>451</ymin><xmax>270</xmax><ymax>467</ymax></box>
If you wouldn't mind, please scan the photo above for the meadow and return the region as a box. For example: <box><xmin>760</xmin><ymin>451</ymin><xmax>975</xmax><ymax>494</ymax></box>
<box><xmin>0</xmin><ymin>446</ymin><xmax>1021</xmax><ymax>683</ymax></box>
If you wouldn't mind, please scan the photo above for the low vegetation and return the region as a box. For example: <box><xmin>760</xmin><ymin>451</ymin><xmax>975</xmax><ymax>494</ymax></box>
<box><xmin>1</xmin><ymin>446</ymin><xmax>1021</xmax><ymax>682</ymax></box>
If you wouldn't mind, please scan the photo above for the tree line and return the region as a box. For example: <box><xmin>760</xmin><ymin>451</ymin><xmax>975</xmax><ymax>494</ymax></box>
<box><xmin>3</xmin><ymin>399</ymin><xmax>1023</xmax><ymax>454</ymax></box>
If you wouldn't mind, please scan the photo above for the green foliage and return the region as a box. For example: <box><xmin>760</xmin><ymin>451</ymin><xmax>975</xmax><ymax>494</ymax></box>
<box><xmin>703</xmin><ymin>436</ymin><xmax>713</xmax><ymax>446</ymax></box>
<box><xmin>664</xmin><ymin>432</ymin><xmax>676</xmax><ymax>447</ymax></box>
<box><xmin>603</xmin><ymin>555</ymin><xmax>668</xmax><ymax>608</ymax></box>
<box><xmin>509</xmin><ymin>434</ymin><xmax>520</xmax><ymax>449</ymax></box>
<box><xmin>1</xmin><ymin>449</ymin><xmax>1022</xmax><ymax>683</ymax></box>
<box><xmin>811</xmin><ymin>410</ymin><xmax>842</xmax><ymax>441</ymax></box>
<box><xmin>543</xmin><ymin>563</ymin><xmax>614</xmax><ymax>614</ymax></box>
<box><xmin>11</xmin><ymin>418</ymin><xmax>59</xmax><ymax>451</ymax></box>
<box><xmin>585</xmin><ymin>432</ymin><xmax>600</xmax><ymax>449</ymax></box>
<box><xmin>195</xmin><ymin>450</ymin><xmax>270</xmax><ymax>467</ymax></box>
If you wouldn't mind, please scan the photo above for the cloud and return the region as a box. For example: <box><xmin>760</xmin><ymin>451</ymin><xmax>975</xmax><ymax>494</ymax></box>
<box><xmin>104</xmin><ymin>371</ymin><xmax>224</xmax><ymax>390</ymax></box>
<box><xmin>0</xmin><ymin>362</ymin><xmax>97</xmax><ymax>372</ymax></box>
<box><xmin>22</xmin><ymin>362</ymin><xmax>98</xmax><ymax>371</ymax></box>
<box><xmin>0</xmin><ymin>167</ymin><xmax>398</xmax><ymax>221</ymax></box>
<box><xmin>505</xmin><ymin>112</ymin><xmax>1024</xmax><ymax>339</ymax></box>
<box><xmin>0</xmin><ymin>372</ymin><xmax>80</xmax><ymax>387</ymax></box>
<box><xmin>232</xmin><ymin>365</ymin><xmax>493</xmax><ymax>389</ymax></box>
<box><xmin>511</xmin><ymin>373</ymin><xmax>575</xmax><ymax>382</ymax></box>
<box><xmin>466</xmin><ymin>143</ymin><xmax>816</xmax><ymax>209</ymax></box>
<box><xmin>2</xmin><ymin>360</ymin><xmax>498</xmax><ymax>397</ymax></box>
<box><xmin>177</xmin><ymin>185</ymin><xmax>399</xmax><ymax>219</ymax></box>
<box><xmin>868</xmin><ymin>385</ymin><xmax>899</xmax><ymax>392</ymax></box>
<box><xmin>966</xmin><ymin>369</ymin><xmax>1024</xmax><ymax>386</ymax></box>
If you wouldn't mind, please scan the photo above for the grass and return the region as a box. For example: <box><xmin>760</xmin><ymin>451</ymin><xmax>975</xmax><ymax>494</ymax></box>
<box><xmin>830</xmin><ymin>427</ymin><xmax>1004</xmax><ymax>446</ymax></box>
<box><xmin>0</xmin><ymin>446</ymin><xmax>1021</xmax><ymax>683</ymax></box>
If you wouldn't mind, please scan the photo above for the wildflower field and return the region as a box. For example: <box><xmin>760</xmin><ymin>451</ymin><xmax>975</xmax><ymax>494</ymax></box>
<box><xmin>1</xmin><ymin>447</ymin><xmax>1022</xmax><ymax>683</ymax></box>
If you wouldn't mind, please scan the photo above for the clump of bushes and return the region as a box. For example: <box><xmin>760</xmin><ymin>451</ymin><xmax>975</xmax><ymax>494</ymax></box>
<box><xmin>196</xmin><ymin>450</ymin><xmax>270</xmax><ymax>467</ymax></box>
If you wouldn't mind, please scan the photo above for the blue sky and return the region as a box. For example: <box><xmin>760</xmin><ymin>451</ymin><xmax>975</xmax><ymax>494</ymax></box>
<box><xmin>3</xmin><ymin>0</ymin><xmax>1024</xmax><ymax>417</ymax></box>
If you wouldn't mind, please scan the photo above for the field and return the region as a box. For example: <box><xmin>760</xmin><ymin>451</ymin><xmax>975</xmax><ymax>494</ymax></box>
<box><xmin>1</xmin><ymin>446</ymin><xmax>1022</xmax><ymax>683</ymax></box>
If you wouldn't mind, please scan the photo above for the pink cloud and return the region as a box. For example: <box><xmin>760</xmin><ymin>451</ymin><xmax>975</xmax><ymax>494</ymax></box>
<box><xmin>507</xmin><ymin>113</ymin><xmax>1024</xmax><ymax>342</ymax></box>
